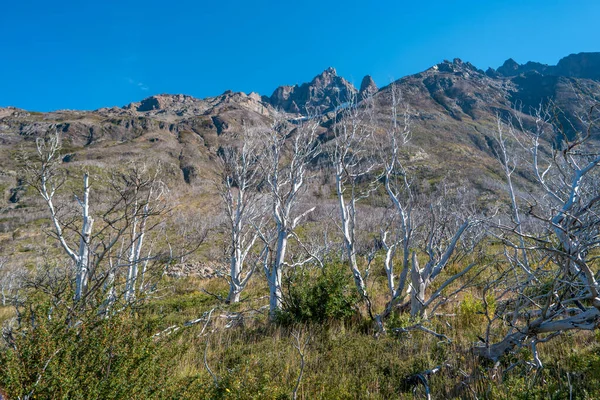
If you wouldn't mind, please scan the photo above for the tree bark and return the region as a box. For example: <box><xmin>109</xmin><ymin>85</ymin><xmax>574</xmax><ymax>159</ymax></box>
<box><xmin>75</xmin><ymin>173</ymin><xmax>93</xmax><ymax>302</ymax></box>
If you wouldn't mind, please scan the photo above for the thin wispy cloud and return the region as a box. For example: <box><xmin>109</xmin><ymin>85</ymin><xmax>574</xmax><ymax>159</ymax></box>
<box><xmin>126</xmin><ymin>77</ymin><xmax>149</xmax><ymax>91</ymax></box>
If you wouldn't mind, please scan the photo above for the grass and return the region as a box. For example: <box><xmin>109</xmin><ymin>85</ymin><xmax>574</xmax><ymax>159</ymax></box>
<box><xmin>145</xmin><ymin>274</ymin><xmax>600</xmax><ymax>399</ymax></box>
<box><xmin>0</xmin><ymin>306</ymin><xmax>14</xmax><ymax>321</ymax></box>
<box><xmin>1</xmin><ymin>263</ymin><xmax>600</xmax><ymax>399</ymax></box>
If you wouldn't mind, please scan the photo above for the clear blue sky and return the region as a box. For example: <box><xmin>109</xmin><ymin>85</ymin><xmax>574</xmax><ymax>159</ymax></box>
<box><xmin>1</xmin><ymin>0</ymin><xmax>598</xmax><ymax>111</ymax></box>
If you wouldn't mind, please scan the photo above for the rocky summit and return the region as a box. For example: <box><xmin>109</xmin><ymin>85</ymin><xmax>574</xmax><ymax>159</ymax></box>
<box><xmin>267</xmin><ymin>67</ymin><xmax>358</xmax><ymax>114</ymax></box>
<box><xmin>359</xmin><ymin>75</ymin><xmax>378</xmax><ymax>99</ymax></box>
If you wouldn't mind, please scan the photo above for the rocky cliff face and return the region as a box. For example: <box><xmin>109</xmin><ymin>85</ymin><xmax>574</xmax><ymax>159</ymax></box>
<box><xmin>1</xmin><ymin>51</ymin><xmax>598</xmax><ymax>205</ymax></box>
<box><xmin>268</xmin><ymin>67</ymin><xmax>358</xmax><ymax>114</ymax></box>
<box><xmin>390</xmin><ymin>58</ymin><xmax>508</xmax><ymax>121</ymax></box>
<box><xmin>0</xmin><ymin>89</ymin><xmax>277</xmax><ymax>205</ymax></box>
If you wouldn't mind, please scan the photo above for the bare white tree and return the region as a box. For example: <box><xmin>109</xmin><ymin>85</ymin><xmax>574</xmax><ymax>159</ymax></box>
<box><xmin>331</xmin><ymin>93</ymin><xmax>379</xmax><ymax>301</ymax></box>
<box><xmin>217</xmin><ymin>123</ymin><xmax>265</xmax><ymax>303</ymax></box>
<box><xmin>375</xmin><ymin>84</ymin><xmax>414</xmax><ymax>327</ymax></box>
<box><xmin>477</xmin><ymin>100</ymin><xmax>600</xmax><ymax>363</ymax></box>
<box><xmin>407</xmin><ymin>200</ymin><xmax>478</xmax><ymax>319</ymax></box>
<box><xmin>491</xmin><ymin>116</ymin><xmax>535</xmax><ymax>278</ymax></box>
<box><xmin>375</xmin><ymin>87</ymin><xmax>479</xmax><ymax>328</ymax></box>
<box><xmin>26</xmin><ymin>133</ymin><xmax>93</xmax><ymax>302</ymax></box>
<box><xmin>260</xmin><ymin>112</ymin><xmax>322</xmax><ymax>318</ymax></box>
<box><xmin>25</xmin><ymin>131</ymin><xmax>167</xmax><ymax>309</ymax></box>
<box><xmin>120</xmin><ymin>164</ymin><xmax>166</xmax><ymax>303</ymax></box>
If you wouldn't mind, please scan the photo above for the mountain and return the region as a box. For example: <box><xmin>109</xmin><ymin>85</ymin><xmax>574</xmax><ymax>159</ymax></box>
<box><xmin>1</xmin><ymin>52</ymin><xmax>599</xmax><ymax>263</ymax></box>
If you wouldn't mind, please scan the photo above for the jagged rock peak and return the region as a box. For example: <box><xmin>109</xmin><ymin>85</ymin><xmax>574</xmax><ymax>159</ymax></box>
<box><xmin>323</xmin><ymin>66</ymin><xmax>337</xmax><ymax>76</ymax></box>
<box><xmin>268</xmin><ymin>67</ymin><xmax>357</xmax><ymax>115</ymax></box>
<box><xmin>497</xmin><ymin>58</ymin><xmax>550</xmax><ymax>77</ymax></box>
<box><xmin>126</xmin><ymin>94</ymin><xmax>198</xmax><ymax>112</ymax></box>
<box><xmin>359</xmin><ymin>75</ymin><xmax>378</xmax><ymax>98</ymax></box>
<box><xmin>430</xmin><ymin>58</ymin><xmax>480</xmax><ymax>74</ymax></box>
<box><xmin>310</xmin><ymin>67</ymin><xmax>343</xmax><ymax>88</ymax></box>
<box><xmin>497</xmin><ymin>58</ymin><xmax>520</xmax><ymax>75</ymax></box>
<box><xmin>495</xmin><ymin>52</ymin><xmax>600</xmax><ymax>80</ymax></box>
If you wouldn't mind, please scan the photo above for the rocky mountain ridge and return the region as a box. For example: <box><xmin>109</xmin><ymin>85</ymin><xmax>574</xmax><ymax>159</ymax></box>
<box><xmin>492</xmin><ymin>52</ymin><xmax>600</xmax><ymax>80</ymax></box>
<box><xmin>0</xmin><ymin>52</ymin><xmax>598</xmax><ymax>187</ymax></box>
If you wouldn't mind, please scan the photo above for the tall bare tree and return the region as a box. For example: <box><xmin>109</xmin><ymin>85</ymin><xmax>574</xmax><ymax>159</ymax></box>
<box><xmin>119</xmin><ymin>164</ymin><xmax>166</xmax><ymax>303</ymax></box>
<box><xmin>491</xmin><ymin>116</ymin><xmax>535</xmax><ymax>278</ymax></box>
<box><xmin>260</xmin><ymin>113</ymin><xmax>322</xmax><ymax>318</ymax></box>
<box><xmin>374</xmin><ymin>87</ymin><xmax>480</xmax><ymax>328</ymax></box>
<box><xmin>25</xmin><ymin>131</ymin><xmax>167</xmax><ymax>309</ymax></box>
<box><xmin>217</xmin><ymin>123</ymin><xmax>265</xmax><ymax>303</ymax></box>
<box><xmin>375</xmin><ymin>85</ymin><xmax>414</xmax><ymax>326</ymax></box>
<box><xmin>26</xmin><ymin>133</ymin><xmax>93</xmax><ymax>302</ymax></box>
<box><xmin>331</xmin><ymin>93</ymin><xmax>379</xmax><ymax>300</ymax></box>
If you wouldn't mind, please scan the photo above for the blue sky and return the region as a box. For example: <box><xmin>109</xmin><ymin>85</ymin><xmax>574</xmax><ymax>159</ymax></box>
<box><xmin>1</xmin><ymin>0</ymin><xmax>598</xmax><ymax>111</ymax></box>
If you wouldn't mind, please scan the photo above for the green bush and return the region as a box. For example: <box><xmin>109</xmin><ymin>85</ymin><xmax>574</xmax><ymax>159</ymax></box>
<box><xmin>0</xmin><ymin>299</ymin><xmax>181</xmax><ymax>399</ymax></box>
<box><xmin>457</xmin><ymin>292</ymin><xmax>495</xmax><ymax>328</ymax></box>
<box><xmin>277</xmin><ymin>262</ymin><xmax>359</xmax><ymax>325</ymax></box>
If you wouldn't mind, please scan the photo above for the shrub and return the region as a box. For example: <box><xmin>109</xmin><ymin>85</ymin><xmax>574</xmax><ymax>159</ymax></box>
<box><xmin>457</xmin><ymin>292</ymin><xmax>495</xmax><ymax>328</ymax></box>
<box><xmin>0</xmin><ymin>298</ymin><xmax>180</xmax><ymax>399</ymax></box>
<box><xmin>277</xmin><ymin>262</ymin><xmax>359</xmax><ymax>325</ymax></box>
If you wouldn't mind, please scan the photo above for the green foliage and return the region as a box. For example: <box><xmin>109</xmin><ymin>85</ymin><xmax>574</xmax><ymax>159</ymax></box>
<box><xmin>195</xmin><ymin>324</ymin><xmax>422</xmax><ymax>399</ymax></box>
<box><xmin>386</xmin><ymin>311</ymin><xmax>420</xmax><ymax>331</ymax></box>
<box><xmin>0</xmin><ymin>299</ymin><xmax>181</xmax><ymax>399</ymax></box>
<box><xmin>277</xmin><ymin>262</ymin><xmax>359</xmax><ymax>326</ymax></box>
<box><xmin>457</xmin><ymin>292</ymin><xmax>495</xmax><ymax>328</ymax></box>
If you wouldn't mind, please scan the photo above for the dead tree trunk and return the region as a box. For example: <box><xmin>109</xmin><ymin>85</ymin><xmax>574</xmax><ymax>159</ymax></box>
<box><xmin>217</xmin><ymin>125</ymin><xmax>264</xmax><ymax>303</ymax></box>
<box><xmin>331</xmin><ymin>92</ymin><xmax>378</xmax><ymax>301</ymax></box>
<box><xmin>261</xmin><ymin>113</ymin><xmax>321</xmax><ymax>319</ymax></box>
<box><xmin>74</xmin><ymin>173</ymin><xmax>94</xmax><ymax>302</ymax></box>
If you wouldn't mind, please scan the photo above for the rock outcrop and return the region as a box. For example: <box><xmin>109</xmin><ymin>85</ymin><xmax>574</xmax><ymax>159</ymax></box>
<box><xmin>268</xmin><ymin>67</ymin><xmax>357</xmax><ymax>114</ymax></box>
<box><xmin>359</xmin><ymin>75</ymin><xmax>378</xmax><ymax>98</ymax></box>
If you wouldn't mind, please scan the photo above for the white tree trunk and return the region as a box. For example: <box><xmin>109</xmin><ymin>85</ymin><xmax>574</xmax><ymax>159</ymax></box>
<box><xmin>227</xmin><ymin>246</ymin><xmax>243</xmax><ymax>303</ymax></box>
<box><xmin>74</xmin><ymin>173</ymin><xmax>93</xmax><ymax>302</ymax></box>
<box><xmin>268</xmin><ymin>229</ymin><xmax>287</xmax><ymax>318</ymax></box>
<box><xmin>336</xmin><ymin>173</ymin><xmax>368</xmax><ymax>299</ymax></box>
<box><xmin>410</xmin><ymin>253</ymin><xmax>427</xmax><ymax>318</ymax></box>
<box><xmin>125</xmin><ymin>204</ymin><xmax>148</xmax><ymax>303</ymax></box>
<box><xmin>261</xmin><ymin>112</ymin><xmax>321</xmax><ymax>319</ymax></box>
